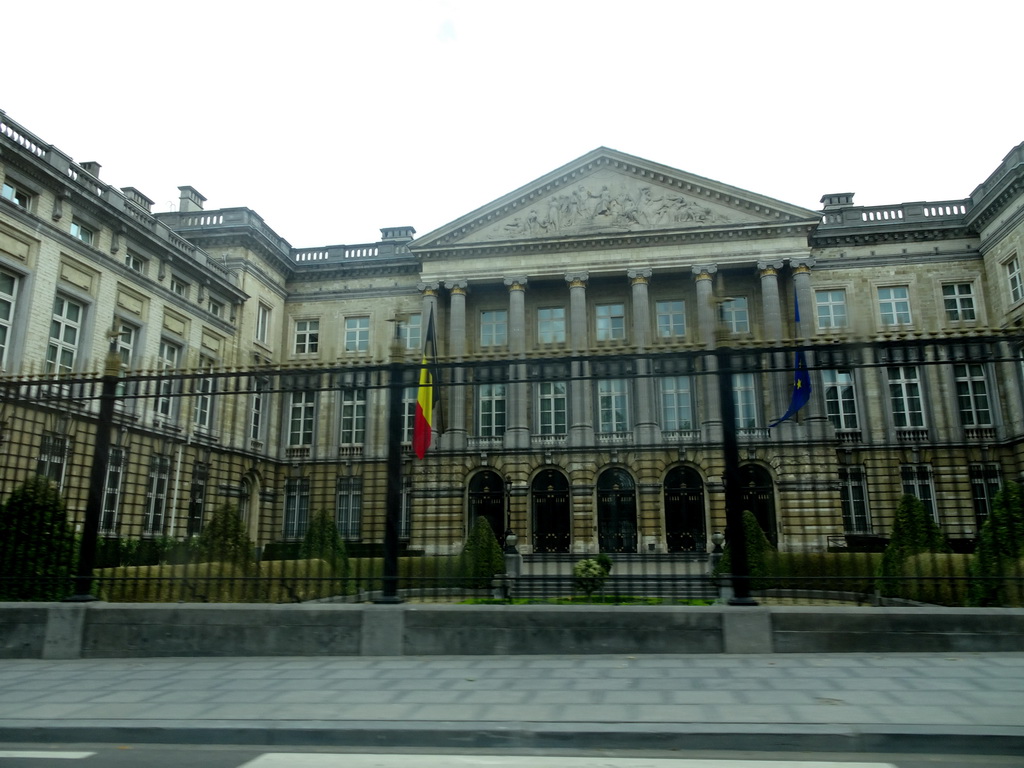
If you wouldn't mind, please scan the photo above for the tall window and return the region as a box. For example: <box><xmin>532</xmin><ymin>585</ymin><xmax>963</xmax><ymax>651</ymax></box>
<box><xmin>942</xmin><ymin>283</ymin><xmax>976</xmax><ymax>322</ymax></box>
<box><xmin>823</xmin><ymin>369</ymin><xmax>858</xmax><ymax>430</ymax></box>
<box><xmin>733</xmin><ymin>372</ymin><xmax>757</xmax><ymax>429</ymax></box>
<box><xmin>250</xmin><ymin>376</ymin><xmax>268</xmax><ymax>444</ymax></box>
<box><xmin>187</xmin><ymin>463</ymin><xmax>207</xmax><ymax>537</ymax></box>
<box><xmin>288</xmin><ymin>391</ymin><xmax>316</xmax><ymax>446</ymax></box>
<box><xmin>1007</xmin><ymin>255</ymin><xmax>1023</xmax><ymax>304</ymax></box>
<box><xmin>255</xmin><ymin>303</ymin><xmax>271</xmax><ymax>344</ymax></box>
<box><xmin>595</xmin><ymin>304</ymin><xmax>626</xmax><ymax>341</ymax></box>
<box><xmin>878</xmin><ymin>286</ymin><xmax>912</xmax><ymax>325</ymax></box>
<box><xmin>815</xmin><ymin>289</ymin><xmax>848</xmax><ymax>330</ymax></box>
<box><xmin>46</xmin><ymin>296</ymin><xmax>83</xmax><ymax>375</ymax></box>
<box><xmin>294</xmin><ymin>319</ymin><xmax>319</xmax><ymax>354</ymax></box>
<box><xmin>660</xmin><ymin>376</ymin><xmax>693</xmax><ymax>430</ymax></box>
<box><xmin>537</xmin><ymin>381</ymin><xmax>567</xmax><ymax>435</ymax></box>
<box><xmin>399</xmin><ymin>313</ymin><xmax>422</xmax><ymax>350</ymax></box>
<box><xmin>537</xmin><ymin>307</ymin><xmax>566</xmax><ymax>344</ymax></box>
<box><xmin>954</xmin><ymin>363</ymin><xmax>992</xmax><ymax>426</ymax></box>
<box><xmin>478</xmin><ymin>383</ymin><xmax>506</xmax><ymax>437</ymax></box>
<box><xmin>656</xmin><ymin>300</ymin><xmax>686</xmax><ymax>338</ymax></box>
<box><xmin>37</xmin><ymin>434</ymin><xmax>68</xmax><ymax>491</ymax></box>
<box><xmin>100</xmin><ymin>446</ymin><xmax>125</xmax><ymax>534</ymax></box>
<box><xmin>0</xmin><ymin>270</ymin><xmax>19</xmax><ymax>370</ymax></box>
<box><xmin>888</xmin><ymin>366</ymin><xmax>925</xmax><ymax>428</ymax></box>
<box><xmin>970</xmin><ymin>463</ymin><xmax>1002</xmax><ymax>528</ymax></box>
<box><xmin>401</xmin><ymin>386</ymin><xmax>417</xmax><ymax>443</ymax></box>
<box><xmin>597</xmin><ymin>379</ymin><xmax>629</xmax><ymax>433</ymax></box>
<box><xmin>283</xmin><ymin>477</ymin><xmax>310</xmax><ymax>539</ymax></box>
<box><xmin>344</xmin><ymin>316</ymin><xmax>370</xmax><ymax>352</ymax></box>
<box><xmin>901</xmin><ymin>464</ymin><xmax>936</xmax><ymax>522</ymax></box>
<box><xmin>156</xmin><ymin>340</ymin><xmax>181</xmax><ymax>419</ymax></box>
<box><xmin>336</xmin><ymin>477</ymin><xmax>362</xmax><ymax>540</ymax></box>
<box><xmin>721</xmin><ymin>297</ymin><xmax>749</xmax><ymax>333</ymax></box>
<box><xmin>480</xmin><ymin>310</ymin><xmax>508</xmax><ymax>347</ymax></box>
<box><xmin>338</xmin><ymin>387</ymin><xmax>366</xmax><ymax>444</ymax></box>
<box><xmin>839</xmin><ymin>466</ymin><xmax>870</xmax><ymax>533</ymax></box>
<box><xmin>193</xmin><ymin>356</ymin><xmax>216</xmax><ymax>430</ymax></box>
<box><xmin>144</xmin><ymin>455</ymin><xmax>171</xmax><ymax>535</ymax></box>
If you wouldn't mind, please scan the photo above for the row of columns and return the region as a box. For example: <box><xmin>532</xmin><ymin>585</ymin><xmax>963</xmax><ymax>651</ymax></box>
<box><xmin>417</xmin><ymin>259</ymin><xmax>819</xmax><ymax>450</ymax></box>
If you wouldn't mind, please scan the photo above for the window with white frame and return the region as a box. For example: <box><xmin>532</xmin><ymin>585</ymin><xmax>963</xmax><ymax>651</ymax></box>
<box><xmin>208</xmin><ymin>298</ymin><xmax>224</xmax><ymax>318</ymax></box>
<box><xmin>143</xmin><ymin>454</ymin><xmax>171</xmax><ymax>535</ymax></box>
<box><xmin>124</xmin><ymin>252</ymin><xmax>146</xmax><ymax>275</ymax></box>
<box><xmin>294</xmin><ymin>319</ymin><xmax>319</xmax><ymax>355</ymax></box>
<box><xmin>732</xmin><ymin>372</ymin><xmax>757</xmax><ymax>429</ymax></box>
<box><xmin>338</xmin><ymin>387</ymin><xmax>366</xmax><ymax>444</ymax></box>
<box><xmin>70</xmin><ymin>221</ymin><xmax>94</xmax><ymax>245</ymax></box>
<box><xmin>537</xmin><ymin>381</ymin><xmax>568</xmax><ymax>435</ymax></box>
<box><xmin>46</xmin><ymin>296</ymin><xmax>83</xmax><ymax>375</ymax></box>
<box><xmin>99</xmin><ymin>446</ymin><xmax>125</xmax><ymax>534</ymax></box>
<box><xmin>655</xmin><ymin>300</ymin><xmax>686</xmax><ymax>338</ymax></box>
<box><xmin>480</xmin><ymin>310</ymin><xmax>508</xmax><ymax>347</ymax></box>
<box><xmin>193</xmin><ymin>355</ymin><xmax>216</xmax><ymax>430</ymax></box>
<box><xmin>156</xmin><ymin>340</ymin><xmax>181</xmax><ymax>419</ymax></box>
<box><xmin>597</xmin><ymin>379</ymin><xmax>629</xmax><ymax>433</ymax></box>
<box><xmin>969</xmin><ymin>463</ymin><xmax>1002</xmax><ymax>528</ymax></box>
<box><xmin>0</xmin><ymin>270</ymin><xmax>19</xmax><ymax>370</ymax></box>
<box><xmin>344</xmin><ymin>316</ymin><xmax>370</xmax><ymax>352</ymax></box>
<box><xmin>537</xmin><ymin>307</ymin><xmax>566</xmax><ymax>344</ymax></box>
<box><xmin>399</xmin><ymin>313</ymin><xmax>422</xmax><ymax>350</ymax></box>
<box><xmin>37</xmin><ymin>434</ymin><xmax>69</xmax><ymax>491</ymax></box>
<box><xmin>901</xmin><ymin>464</ymin><xmax>936</xmax><ymax>522</ymax></box>
<box><xmin>595</xmin><ymin>303</ymin><xmax>626</xmax><ymax>341</ymax></box>
<box><xmin>660</xmin><ymin>375</ymin><xmax>693</xmax><ymax>430</ymax></box>
<box><xmin>250</xmin><ymin>375</ymin><xmax>269</xmax><ymax>444</ymax></box>
<box><xmin>288</xmin><ymin>390</ymin><xmax>316</xmax><ymax>446</ymax></box>
<box><xmin>255</xmin><ymin>303</ymin><xmax>271</xmax><ymax>345</ymax></box>
<box><xmin>478</xmin><ymin>383</ymin><xmax>506</xmax><ymax>437</ymax></box>
<box><xmin>954</xmin><ymin>363</ymin><xmax>992</xmax><ymax>426</ymax></box>
<box><xmin>1007</xmin><ymin>255</ymin><xmax>1023</xmax><ymax>304</ymax></box>
<box><xmin>942</xmin><ymin>283</ymin><xmax>976</xmax><ymax>322</ymax></box>
<box><xmin>839</xmin><ymin>466</ymin><xmax>871</xmax><ymax>533</ymax></box>
<box><xmin>170</xmin><ymin>277</ymin><xmax>189</xmax><ymax>298</ymax></box>
<box><xmin>720</xmin><ymin>297</ymin><xmax>750</xmax><ymax>333</ymax></box>
<box><xmin>878</xmin><ymin>285</ymin><xmax>912</xmax><ymax>325</ymax></box>
<box><xmin>1</xmin><ymin>180</ymin><xmax>31</xmax><ymax>210</ymax></box>
<box><xmin>401</xmin><ymin>386</ymin><xmax>417</xmax><ymax>443</ymax></box>
<box><xmin>336</xmin><ymin>476</ymin><xmax>362</xmax><ymax>540</ymax></box>
<box><xmin>815</xmin><ymin>289</ymin><xmax>848</xmax><ymax>330</ymax></box>
<box><xmin>887</xmin><ymin>365</ymin><xmax>925</xmax><ymax>428</ymax></box>
<box><xmin>823</xmin><ymin>369</ymin><xmax>858</xmax><ymax>430</ymax></box>
<box><xmin>283</xmin><ymin>477</ymin><xmax>310</xmax><ymax>539</ymax></box>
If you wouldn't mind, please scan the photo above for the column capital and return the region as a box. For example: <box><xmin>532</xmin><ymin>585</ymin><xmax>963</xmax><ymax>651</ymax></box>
<box><xmin>757</xmin><ymin>260</ymin><xmax>784</xmax><ymax>276</ymax></box>
<box><xmin>503</xmin><ymin>276</ymin><xmax>528</xmax><ymax>292</ymax></box>
<box><xmin>417</xmin><ymin>282</ymin><xmax>441</xmax><ymax>296</ymax></box>
<box><xmin>627</xmin><ymin>268</ymin><xmax>652</xmax><ymax>284</ymax></box>
<box><xmin>790</xmin><ymin>258</ymin><xmax>816</xmax><ymax>274</ymax></box>
<box><xmin>692</xmin><ymin>265</ymin><xmax>718</xmax><ymax>282</ymax></box>
<box><xmin>565</xmin><ymin>272</ymin><xmax>589</xmax><ymax>288</ymax></box>
<box><xmin>444</xmin><ymin>280</ymin><xmax>468</xmax><ymax>295</ymax></box>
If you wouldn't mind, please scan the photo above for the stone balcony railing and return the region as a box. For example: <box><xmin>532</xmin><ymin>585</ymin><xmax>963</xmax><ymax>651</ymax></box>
<box><xmin>817</xmin><ymin>199</ymin><xmax>971</xmax><ymax>230</ymax></box>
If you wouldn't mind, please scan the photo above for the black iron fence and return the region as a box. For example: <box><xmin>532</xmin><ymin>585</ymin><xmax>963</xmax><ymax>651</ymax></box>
<box><xmin>1</xmin><ymin>335</ymin><xmax>1023</xmax><ymax>607</ymax></box>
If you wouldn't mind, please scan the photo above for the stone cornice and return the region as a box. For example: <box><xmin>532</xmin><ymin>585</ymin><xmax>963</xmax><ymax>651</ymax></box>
<box><xmin>809</xmin><ymin>224</ymin><xmax>974</xmax><ymax>248</ymax></box>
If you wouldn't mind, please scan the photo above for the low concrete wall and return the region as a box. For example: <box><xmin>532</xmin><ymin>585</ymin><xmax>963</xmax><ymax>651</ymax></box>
<box><xmin>1</xmin><ymin>603</ymin><xmax>1022</xmax><ymax>659</ymax></box>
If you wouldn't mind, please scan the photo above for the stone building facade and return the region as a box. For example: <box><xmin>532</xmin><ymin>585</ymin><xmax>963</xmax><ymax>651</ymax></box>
<box><xmin>1</xmin><ymin>107</ymin><xmax>1023</xmax><ymax>555</ymax></box>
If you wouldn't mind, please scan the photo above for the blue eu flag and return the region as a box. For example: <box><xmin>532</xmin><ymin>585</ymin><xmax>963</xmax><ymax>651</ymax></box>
<box><xmin>768</xmin><ymin>296</ymin><xmax>812</xmax><ymax>428</ymax></box>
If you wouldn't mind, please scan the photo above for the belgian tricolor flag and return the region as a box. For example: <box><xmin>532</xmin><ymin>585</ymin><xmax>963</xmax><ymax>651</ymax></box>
<box><xmin>413</xmin><ymin>309</ymin><xmax>437</xmax><ymax>459</ymax></box>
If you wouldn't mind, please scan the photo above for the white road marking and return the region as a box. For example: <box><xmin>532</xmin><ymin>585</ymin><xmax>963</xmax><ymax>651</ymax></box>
<box><xmin>239</xmin><ymin>755</ymin><xmax>897</xmax><ymax>768</ymax></box>
<box><xmin>0</xmin><ymin>752</ymin><xmax>95</xmax><ymax>759</ymax></box>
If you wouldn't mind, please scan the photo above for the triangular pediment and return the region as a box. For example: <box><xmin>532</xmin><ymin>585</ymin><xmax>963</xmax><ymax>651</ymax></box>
<box><xmin>412</xmin><ymin>148</ymin><xmax>819</xmax><ymax>251</ymax></box>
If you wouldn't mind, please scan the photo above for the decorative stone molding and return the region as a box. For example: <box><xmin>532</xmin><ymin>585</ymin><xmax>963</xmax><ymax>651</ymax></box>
<box><xmin>417</xmin><ymin>282</ymin><xmax>440</xmax><ymax>296</ymax></box>
<box><xmin>627</xmin><ymin>268</ymin><xmax>652</xmax><ymax>285</ymax></box>
<box><xmin>504</xmin><ymin>276</ymin><xmax>528</xmax><ymax>292</ymax></box>
<box><xmin>565</xmin><ymin>272</ymin><xmax>589</xmax><ymax>288</ymax></box>
<box><xmin>757</xmin><ymin>260</ymin><xmax>784</xmax><ymax>276</ymax></box>
<box><xmin>692</xmin><ymin>265</ymin><xmax>718</xmax><ymax>282</ymax></box>
<box><xmin>443</xmin><ymin>280</ymin><xmax>467</xmax><ymax>295</ymax></box>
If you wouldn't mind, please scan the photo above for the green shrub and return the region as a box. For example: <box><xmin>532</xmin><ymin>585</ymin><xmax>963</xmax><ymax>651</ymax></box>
<box><xmin>595</xmin><ymin>553</ymin><xmax>613</xmax><ymax>574</ymax></box>
<box><xmin>878</xmin><ymin>494</ymin><xmax>949</xmax><ymax>596</ymax></box>
<box><xmin>714</xmin><ymin>510</ymin><xmax>776</xmax><ymax>590</ymax></box>
<box><xmin>299</xmin><ymin>510</ymin><xmax>349</xmax><ymax>577</ymax></box>
<box><xmin>894</xmin><ymin>553</ymin><xmax>972</xmax><ymax>606</ymax></box>
<box><xmin>766</xmin><ymin>551</ymin><xmax>880</xmax><ymax>595</ymax></box>
<box><xmin>971</xmin><ymin>482</ymin><xmax>1024</xmax><ymax>606</ymax></box>
<box><xmin>196</xmin><ymin>504</ymin><xmax>253</xmax><ymax>569</ymax></box>
<box><xmin>573</xmin><ymin>558</ymin><xmax>610</xmax><ymax>597</ymax></box>
<box><xmin>458</xmin><ymin>516</ymin><xmax>505</xmax><ymax>589</ymax></box>
<box><xmin>0</xmin><ymin>476</ymin><xmax>76</xmax><ymax>600</ymax></box>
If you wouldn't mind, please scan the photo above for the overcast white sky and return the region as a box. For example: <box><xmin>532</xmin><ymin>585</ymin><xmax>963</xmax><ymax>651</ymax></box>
<box><xmin>3</xmin><ymin>1</ymin><xmax>1021</xmax><ymax>246</ymax></box>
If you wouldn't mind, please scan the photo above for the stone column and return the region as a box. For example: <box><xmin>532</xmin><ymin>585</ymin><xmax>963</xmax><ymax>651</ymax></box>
<box><xmin>566</xmin><ymin>272</ymin><xmax>594</xmax><ymax>446</ymax></box>
<box><xmin>791</xmin><ymin>259</ymin><xmax>827</xmax><ymax>430</ymax></box>
<box><xmin>693</xmin><ymin>266</ymin><xmax>721</xmax><ymax>436</ymax></box>
<box><xmin>442</xmin><ymin>281</ymin><xmax>468</xmax><ymax>450</ymax></box>
<box><xmin>504</xmin><ymin>276</ymin><xmax>530</xmax><ymax>450</ymax></box>
<box><xmin>628</xmin><ymin>269</ymin><xmax>659</xmax><ymax>444</ymax></box>
<box><xmin>759</xmin><ymin>260</ymin><xmax>788</xmax><ymax>426</ymax></box>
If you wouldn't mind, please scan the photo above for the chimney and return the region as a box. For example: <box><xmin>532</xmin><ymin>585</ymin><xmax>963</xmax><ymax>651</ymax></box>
<box><xmin>80</xmin><ymin>161</ymin><xmax>101</xmax><ymax>178</ymax></box>
<box><xmin>820</xmin><ymin>193</ymin><xmax>855</xmax><ymax>210</ymax></box>
<box><xmin>121</xmin><ymin>187</ymin><xmax>154</xmax><ymax>213</ymax></box>
<box><xmin>380</xmin><ymin>226</ymin><xmax>415</xmax><ymax>243</ymax></box>
<box><xmin>178</xmin><ymin>186</ymin><xmax>207</xmax><ymax>213</ymax></box>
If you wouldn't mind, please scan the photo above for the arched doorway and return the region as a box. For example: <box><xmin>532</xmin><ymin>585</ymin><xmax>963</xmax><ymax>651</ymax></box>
<box><xmin>596</xmin><ymin>468</ymin><xmax>637</xmax><ymax>553</ymax></box>
<box><xmin>738</xmin><ymin>464</ymin><xmax>777</xmax><ymax>546</ymax></box>
<box><xmin>531</xmin><ymin>469</ymin><xmax>570</xmax><ymax>553</ymax></box>
<box><xmin>468</xmin><ymin>470</ymin><xmax>506</xmax><ymax>540</ymax></box>
<box><xmin>664</xmin><ymin>466</ymin><xmax>706</xmax><ymax>552</ymax></box>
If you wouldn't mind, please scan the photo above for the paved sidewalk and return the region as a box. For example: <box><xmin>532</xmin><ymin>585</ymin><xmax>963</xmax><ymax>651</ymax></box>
<box><xmin>0</xmin><ymin>653</ymin><xmax>1021</xmax><ymax>754</ymax></box>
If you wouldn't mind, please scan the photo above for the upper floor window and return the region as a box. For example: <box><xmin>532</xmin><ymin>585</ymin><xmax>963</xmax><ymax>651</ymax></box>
<box><xmin>208</xmin><ymin>298</ymin><xmax>224</xmax><ymax>318</ymax></box>
<box><xmin>732</xmin><ymin>371</ymin><xmax>757</xmax><ymax>429</ymax></box>
<box><xmin>878</xmin><ymin>286</ymin><xmax>912</xmax><ymax>325</ymax></box>
<box><xmin>597</xmin><ymin>379</ymin><xmax>629</xmax><ymax>433</ymax></box>
<box><xmin>156</xmin><ymin>340</ymin><xmax>181</xmax><ymax>418</ymax></box>
<box><xmin>537</xmin><ymin>307</ymin><xmax>566</xmax><ymax>344</ymax></box>
<box><xmin>720</xmin><ymin>297</ymin><xmax>749</xmax><ymax>333</ymax></box>
<box><xmin>255</xmin><ymin>303</ymin><xmax>271</xmax><ymax>345</ymax></box>
<box><xmin>0</xmin><ymin>270</ymin><xmax>19</xmax><ymax>371</ymax></box>
<box><xmin>595</xmin><ymin>303</ymin><xmax>626</xmax><ymax>341</ymax></box>
<box><xmin>537</xmin><ymin>381</ymin><xmax>568</xmax><ymax>435</ymax></box>
<box><xmin>344</xmin><ymin>316</ymin><xmax>370</xmax><ymax>352</ymax></box>
<box><xmin>170</xmin><ymin>277</ymin><xmax>189</xmax><ymax>299</ymax></box>
<box><xmin>70</xmin><ymin>221</ymin><xmax>94</xmax><ymax>245</ymax></box>
<box><xmin>480</xmin><ymin>310</ymin><xmax>508</xmax><ymax>347</ymax></box>
<box><xmin>660</xmin><ymin>375</ymin><xmax>693</xmax><ymax>431</ymax></box>
<box><xmin>401</xmin><ymin>386</ymin><xmax>417</xmax><ymax>443</ymax></box>
<box><xmin>338</xmin><ymin>387</ymin><xmax>366</xmax><ymax>444</ymax></box>
<box><xmin>46</xmin><ymin>296</ymin><xmax>83</xmax><ymax>375</ymax></box>
<box><xmin>193</xmin><ymin>355</ymin><xmax>216</xmax><ymax>430</ymax></box>
<box><xmin>336</xmin><ymin>477</ymin><xmax>363</xmax><ymax>540</ymax></box>
<box><xmin>249</xmin><ymin>375</ymin><xmax>269</xmax><ymax>444</ymax></box>
<box><xmin>399</xmin><ymin>313</ymin><xmax>422</xmax><ymax>350</ymax></box>
<box><xmin>656</xmin><ymin>300</ymin><xmax>686</xmax><ymax>338</ymax></box>
<box><xmin>1</xmin><ymin>181</ymin><xmax>32</xmax><ymax>210</ymax></box>
<box><xmin>283</xmin><ymin>478</ymin><xmax>310</xmax><ymax>540</ymax></box>
<box><xmin>477</xmin><ymin>383</ymin><xmax>506</xmax><ymax>437</ymax></box>
<box><xmin>815</xmin><ymin>289</ymin><xmax>848</xmax><ymax>330</ymax></box>
<box><xmin>942</xmin><ymin>283</ymin><xmax>976</xmax><ymax>322</ymax></box>
<box><xmin>1007</xmin><ymin>255</ymin><xmax>1023</xmax><ymax>304</ymax></box>
<box><xmin>823</xmin><ymin>369</ymin><xmax>858</xmax><ymax>430</ymax></box>
<box><xmin>124</xmin><ymin>252</ymin><xmax>146</xmax><ymax>275</ymax></box>
<box><xmin>888</xmin><ymin>365</ymin><xmax>925</xmax><ymax>428</ymax></box>
<box><xmin>294</xmin><ymin>319</ymin><xmax>320</xmax><ymax>355</ymax></box>
<box><xmin>288</xmin><ymin>390</ymin><xmax>316</xmax><ymax>446</ymax></box>
<box><xmin>954</xmin><ymin>363</ymin><xmax>992</xmax><ymax>427</ymax></box>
